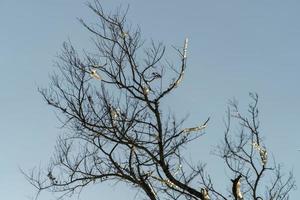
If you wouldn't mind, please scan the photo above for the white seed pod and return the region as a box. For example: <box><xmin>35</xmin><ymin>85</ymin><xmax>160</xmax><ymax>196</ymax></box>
<box><xmin>183</xmin><ymin>124</ymin><xmax>207</xmax><ymax>134</ymax></box>
<box><xmin>120</xmin><ymin>31</ymin><xmax>128</xmax><ymax>38</ymax></box>
<box><xmin>260</xmin><ymin>148</ymin><xmax>268</xmax><ymax>166</ymax></box>
<box><xmin>201</xmin><ymin>188</ymin><xmax>210</xmax><ymax>200</ymax></box>
<box><xmin>142</xmin><ymin>86</ymin><xmax>150</xmax><ymax>95</ymax></box>
<box><xmin>252</xmin><ymin>142</ymin><xmax>267</xmax><ymax>166</ymax></box>
<box><xmin>90</xmin><ymin>69</ymin><xmax>101</xmax><ymax>80</ymax></box>
<box><xmin>183</xmin><ymin>38</ymin><xmax>188</xmax><ymax>58</ymax></box>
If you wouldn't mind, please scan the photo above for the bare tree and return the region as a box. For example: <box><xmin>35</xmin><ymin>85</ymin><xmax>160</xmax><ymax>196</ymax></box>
<box><xmin>214</xmin><ymin>94</ymin><xmax>295</xmax><ymax>200</ymax></box>
<box><xmin>24</xmin><ymin>1</ymin><xmax>295</xmax><ymax>200</ymax></box>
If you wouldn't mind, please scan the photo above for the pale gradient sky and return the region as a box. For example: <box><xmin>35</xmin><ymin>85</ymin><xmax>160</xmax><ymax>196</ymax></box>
<box><xmin>1</xmin><ymin>0</ymin><xmax>300</xmax><ymax>199</ymax></box>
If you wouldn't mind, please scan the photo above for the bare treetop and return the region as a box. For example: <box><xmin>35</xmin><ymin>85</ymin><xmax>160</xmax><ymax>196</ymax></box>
<box><xmin>23</xmin><ymin>1</ymin><xmax>295</xmax><ymax>200</ymax></box>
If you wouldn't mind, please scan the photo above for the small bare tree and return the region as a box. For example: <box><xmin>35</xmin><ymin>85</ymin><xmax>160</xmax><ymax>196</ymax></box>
<box><xmin>215</xmin><ymin>94</ymin><xmax>295</xmax><ymax>200</ymax></box>
<box><xmin>24</xmin><ymin>1</ymin><xmax>295</xmax><ymax>200</ymax></box>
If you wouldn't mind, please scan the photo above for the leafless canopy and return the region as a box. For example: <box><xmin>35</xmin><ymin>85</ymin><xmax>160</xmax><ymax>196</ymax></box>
<box><xmin>24</xmin><ymin>1</ymin><xmax>295</xmax><ymax>200</ymax></box>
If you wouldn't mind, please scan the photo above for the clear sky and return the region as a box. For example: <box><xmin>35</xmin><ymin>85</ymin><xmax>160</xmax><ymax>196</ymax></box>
<box><xmin>1</xmin><ymin>0</ymin><xmax>299</xmax><ymax>199</ymax></box>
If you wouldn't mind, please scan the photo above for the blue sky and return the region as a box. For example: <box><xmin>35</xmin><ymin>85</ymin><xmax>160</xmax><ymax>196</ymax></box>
<box><xmin>1</xmin><ymin>0</ymin><xmax>299</xmax><ymax>199</ymax></box>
